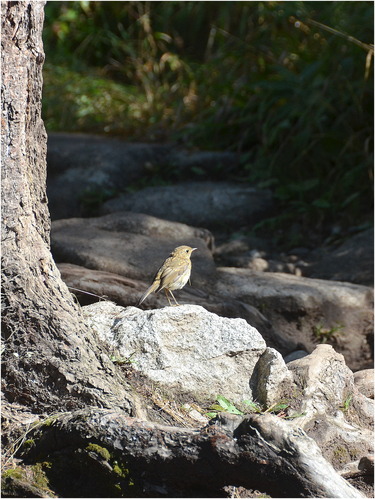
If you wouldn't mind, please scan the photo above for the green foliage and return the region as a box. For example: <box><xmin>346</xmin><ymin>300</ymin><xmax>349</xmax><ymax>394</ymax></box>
<box><xmin>243</xmin><ymin>400</ymin><xmax>263</xmax><ymax>414</ymax></box>
<box><xmin>42</xmin><ymin>1</ymin><xmax>373</xmax><ymax>240</ymax></box>
<box><xmin>110</xmin><ymin>352</ymin><xmax>137</xmax><ymax>366</ymax></box>
<box><xmin>31</xmin><ymin>462</ymin><xmax>53</xmax><ymax>491</ymax></box>
<box><xmin>206</xmin><ymin>395</ymin><xmax>244</xmax><ymax>418</ymax></box>
<box><xmin>340</xmin><ymin>394</ymin><xmax>353</xmax><ymax>413</ymax></box>
<box><xmin>243</xmin><ymin>399</ymin><xmax>293</xmax><ymax>417</ymax></box>
<box><xmin>313</xmin><ymin>323</ymin><xmax>344</xmax><ymax>344</ymax></box>
<box><xmin>206</xmin><ymin>396</ymin><xmax>297</xmax><ymax>419</ymax></box>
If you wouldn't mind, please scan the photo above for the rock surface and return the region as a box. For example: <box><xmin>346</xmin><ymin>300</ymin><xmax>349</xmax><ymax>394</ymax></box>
<box><xmin>250</xmin><ymin>347</ymin><xmax>294</xmax><ymax>407</ymax></box>
<box><xmin>101</xmin><ymin>181</ymin><xmax>274</xmax><ymax>230</ymax></box>
<box><xmin>47</xmin><ymin>133</ymin><xmax>241</xmax><ymax>220</ymax></box>
<box><xmin>284</xmin><ymin>349</ymin><xmax>309</xmax><ymax>363</ymax></box>
<box><xmin>83</xmin><ymin>301</ymin><xmax>267</xmax><ymax>403</ymax></box>
<box><xmin>354</xmin><ymin>369</ymin><xmax>374</xmax><ymax>399</ymax></box>
<box><xmin>47</xmin><ymin>133</ymin><xmax>174</xmax><ymax>219</ymax></box>
<box><xmin>214</xmin><ymin>228</ymin><xmax>374</xmax><ymax>287</ymax></box>
<box><xmin>51</xmin><ymin>212</ymin><xmax>373</xmax><ymax>372</ymax></box>
<box><xmin>215</xmin><ymin>267</ymin><xmax>374</xmax><ymax>371</ymax></box>
<box><xmin>287</xmin><ymin>345</ymin><xmax>374</xmax><ymax>471</ymax></box>
<box><xmin>51</xmin><ymin>212</ymin><xmax>216</xmax><ymax>289</ymax></box>
<box><xmin>306</xmin><ymin>228</ymin><xmax>374</xmax><ymax>286</ymax></box>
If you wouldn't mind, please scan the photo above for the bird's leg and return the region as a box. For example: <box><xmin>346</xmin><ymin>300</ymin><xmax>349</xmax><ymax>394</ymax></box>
<box><xmin>164</xmin><ymin>289</ymin><xmax>173</xmax><ymax>306</ymax></box>
<box><xmin>168</xmin><ymin>289</ymin><xmax>180</xmax><ymax>306</ymax></box>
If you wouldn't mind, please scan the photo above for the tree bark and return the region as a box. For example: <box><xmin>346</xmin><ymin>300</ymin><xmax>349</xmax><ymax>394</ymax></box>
<box><xmin>23</xmin><ymin>409</ymin><xmax>364</xmax><ymax>498</ymax></box>
<box><xmin>1</xmin><ymin>1</ymin><xmax>133</xmax><ymax>415</ymax></box>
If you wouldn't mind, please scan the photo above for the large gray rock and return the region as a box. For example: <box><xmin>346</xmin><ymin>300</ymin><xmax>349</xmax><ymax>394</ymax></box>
<box><xmin>83</xmin><ymin>302</ymin><xmax>267</xmax><ymax>404</ymax></box>
<box><xmin>51</xmin><ymin>212</ymin><xmax>373</xmax><ymax>371</ymax></box>
<box><xmin>215</xmin><ymin>267</ymin><xmax>374</xmax><ymax>371</ymax></box>
<box><xmin>101</xmin><ymin>181</ymin><xmax>274</xmax><ymax>230</ymax></box>
<box><xmin>57</xmin><ymin>262</ymin><xmax>289</xmax><ymax>354</ymax></box>
<box><xmin>47</xmin><ymin>133</ymin><xmax>173</xmax><ymax>219</ymax></box>
<box><xmin>306</xmin><ymin>229</ymin><xmax>374</xmax><ymax>286</ymax></box>
<box><xmin>47</xmin><ymin>133</ymin><xmax>241</xmax><ymax>220</ymax></box>
<box><xmin>247</xmin><ymin>343</ymin><xmax>374</xmax><ymax>478</ymax></box>
<box><xmin>287</xmin><ymin>345</ymin><xmax>374</xmax><ymax>470</ymax></box>
<box><xmin>51</xmin><ymin>212</ymin><xmax>216</xmax><ymax>290</ymax></box>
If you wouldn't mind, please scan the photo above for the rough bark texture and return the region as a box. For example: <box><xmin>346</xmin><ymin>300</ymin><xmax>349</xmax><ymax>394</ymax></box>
<box><xmin>1</xmin><ymin>1</ymin><xmax>134</xmax><ymax>415</ymax></box>
<box><xmin>23</xmin><ymin>409</ymin><xmax>364</xmax><ymax>498</ymax></box>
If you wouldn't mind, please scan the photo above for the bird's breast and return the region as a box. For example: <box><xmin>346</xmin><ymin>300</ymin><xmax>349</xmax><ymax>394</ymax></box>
<box><xmin>167</xmin><ymin>268</ymin><xmax>191</xmax><ymax>290</ymax></box>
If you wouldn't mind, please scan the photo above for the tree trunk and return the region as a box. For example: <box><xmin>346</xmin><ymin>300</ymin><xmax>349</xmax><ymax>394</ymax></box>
<box><xmin>1</xmin><ymin>0</ymin><xmax>134</xmax><ymax>415</ymax></box>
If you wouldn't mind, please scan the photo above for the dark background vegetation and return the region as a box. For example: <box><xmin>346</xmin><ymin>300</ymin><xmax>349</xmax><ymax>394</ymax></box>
<box><xmin>42</xmin><ymin>1</ymin><xmax>373</xmax><ymax>247</ymax></box>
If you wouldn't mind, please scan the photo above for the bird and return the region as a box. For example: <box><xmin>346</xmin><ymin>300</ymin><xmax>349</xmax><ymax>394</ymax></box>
<box><xmin>138</xmin><ymin>245</ymin><xmax>197</xmax><ymax>307</ymax></box>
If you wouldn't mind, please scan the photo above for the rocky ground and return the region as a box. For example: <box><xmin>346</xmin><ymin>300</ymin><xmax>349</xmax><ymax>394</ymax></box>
<box><xmin>2</xmin><ymin>133</ymin><xmax>373</xmax><ymax>498</ymax></box>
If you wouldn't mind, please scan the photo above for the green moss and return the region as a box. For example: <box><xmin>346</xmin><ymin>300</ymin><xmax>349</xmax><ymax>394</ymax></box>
<box><xmin>42</xmin><ymin>415</ymin><xmax>59</xmax><ymax>427</ymax></box>
<box><xmin>332</xmin><ymin>445</ymin><xmax>350</xmax><ymax>467</ymax></box>
<box><xmin>86</xmin><ymin>443</ymin><xmax>111</xmax><ymax>461</ymax></box>
<box><xmin>2</xmin><ymin>468</ymin><xmax>24</xmax><ymax>480</ymax></box>
<box><xmin>112</xmin><ymin>463</ymin><xmax>124</xmax><ymax>477</ymax></box>
<box><xmin>32</xmin><ymin>462</ymin><xmax>51</xmax><ymax>490</ymax></box>
<box><xmin>113</xmin><ymin>461</ymin><xmax>132</xmax><ymax>482</ymax></box>
<box><xmin>85</xmin><ymin>443</ymin><xmax>134</xmax><ymax>487</ymax></box>
<box><xmin>23</xmin><ymin>438</ymin><xmax>36</xmax><ymax>449</ymax></box>
<box><xmin>333</xmin><ymin>446</ymin><xmax>348</xmax><ymax>457</ymax></box>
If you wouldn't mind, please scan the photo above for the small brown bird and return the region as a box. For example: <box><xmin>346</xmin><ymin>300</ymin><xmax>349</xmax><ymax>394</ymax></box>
<box><xmin>138</xmin><ymin>245</ymin><xmax>197</xmax><ymax>306</ymax></box>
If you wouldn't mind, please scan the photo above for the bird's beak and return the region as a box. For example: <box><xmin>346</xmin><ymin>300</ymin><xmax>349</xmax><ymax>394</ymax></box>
<box><xmin>192</xmin><ymin>248</ymin><xmax>197</xmax><ymax>252</ymax></box>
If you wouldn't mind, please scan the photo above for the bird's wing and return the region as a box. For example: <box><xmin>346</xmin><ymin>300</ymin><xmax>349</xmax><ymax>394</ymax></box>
<box><xmin>158</xmin><ymin>260</ymin><xmax>190</xmax><ymax>290</ymax></box>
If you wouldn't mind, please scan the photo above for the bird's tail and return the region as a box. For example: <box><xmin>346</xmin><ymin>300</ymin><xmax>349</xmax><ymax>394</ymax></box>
<box><xmin>137</xmin><ymin>281</ymin><xmax>159</xmax><ymax>306</ymax></box>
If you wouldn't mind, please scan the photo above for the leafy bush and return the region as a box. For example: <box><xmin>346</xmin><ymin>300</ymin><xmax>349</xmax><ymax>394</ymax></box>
<box><xmin>42</xmin><ymin>1</ymin><xmax>373</xmax><ymax>241</ymax></box>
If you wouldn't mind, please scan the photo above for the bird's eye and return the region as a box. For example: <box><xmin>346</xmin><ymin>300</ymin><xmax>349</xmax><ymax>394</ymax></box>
<box><xmin>186</xmin><ymin>249</ymin><xmax>189</xmax><ymax>253</ymax></box>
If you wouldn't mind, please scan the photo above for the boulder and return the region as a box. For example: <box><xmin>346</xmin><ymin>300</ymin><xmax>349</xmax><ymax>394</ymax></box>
<box><xmin>215</xmin><ymin>267</ymin><xmax>374</xmax><ymax>371</ymax></box>
<box><xmin>47</xmin><ymin>133</ymin><xmax>173</xmax><ymax>219</ymax></box>
<box><xmin>306</xmin><ymin>228</ymin><xmax>374</xmax><ymax>286</ymax></box>
<box><xmin>57</xmin><ymin>262</ymin><xmax>291</xmax><ymax>354</ymax></box>
<box><xmin>83</xmin><ymin>302</ymin><xmax>267</xmax><ymax>404</ymax></box>
<box><xmin>46</xmin><ymin>133</ymin><xmax>241</xmax><ymax>220</ymax></box>
<box><xmin>51</xmin><ymin>212</ymin><xmax>216</xmax><ymax>289</ymax></box>
<box><xmin>101</xmin><ymin>181</ymin><xmax>274</xmax><ymax>230</ymax></box>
